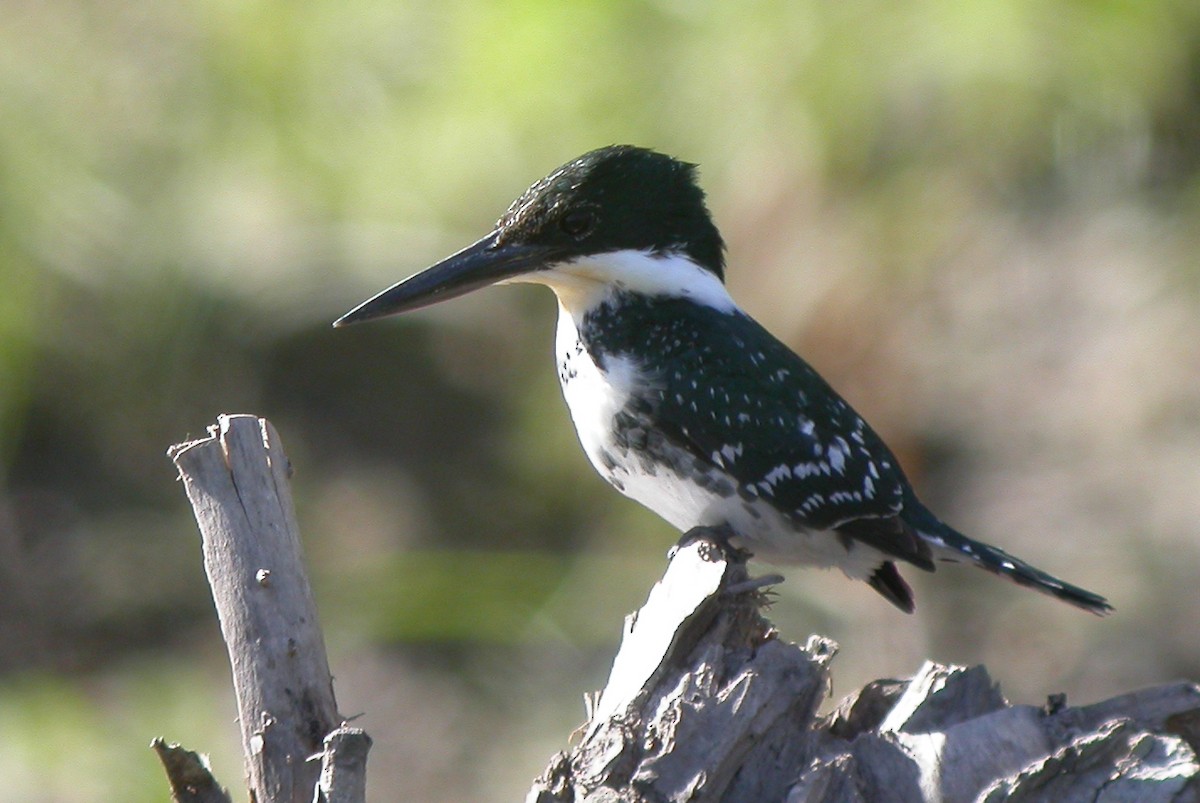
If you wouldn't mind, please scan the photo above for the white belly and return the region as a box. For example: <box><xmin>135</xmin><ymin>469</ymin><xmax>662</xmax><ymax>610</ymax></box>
<box><xmin>554</xmin><ymin>308</ymin><xmax>884</xmax><ymax>579</ymax></box>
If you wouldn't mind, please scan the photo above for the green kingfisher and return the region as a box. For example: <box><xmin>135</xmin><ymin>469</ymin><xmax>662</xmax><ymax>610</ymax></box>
<box><xmin>335</xmin><ymin>145</ymin><xmax>1111</xmax><ymax>615</ymax></box>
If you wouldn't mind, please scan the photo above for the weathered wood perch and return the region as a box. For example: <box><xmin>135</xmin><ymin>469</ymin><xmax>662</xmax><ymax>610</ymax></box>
<box><xmin>528</xmin><ymin>536</ymin><xmax>1200</xmax><ymax>802</ymax></box>
<box><xmin>161</xmin><ymin>414</ymin><xmax>371</xmax><ymax>803</ymax></box>
<box><xmin>160</xmin><ymin>414</ymin><xmax>1200</xmax><ymax>802</ymax></box>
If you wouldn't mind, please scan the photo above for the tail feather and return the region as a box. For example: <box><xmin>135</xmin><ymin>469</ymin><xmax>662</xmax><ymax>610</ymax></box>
<box><xmin>868</xmin><ymin>561</ymin><xmax>917</xmax><ymax>614</ymax></box>
<box><xmin>907</xmin><ymin>503</ymin><xmax>1112</xmax><ymax>615</ymax></box>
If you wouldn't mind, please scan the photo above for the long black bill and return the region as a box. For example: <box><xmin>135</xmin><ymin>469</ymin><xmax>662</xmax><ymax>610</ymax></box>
<box><xmin>333</xmin><ymin>232</ymin><xmax>560</xmax><ymax>326</ymax></box>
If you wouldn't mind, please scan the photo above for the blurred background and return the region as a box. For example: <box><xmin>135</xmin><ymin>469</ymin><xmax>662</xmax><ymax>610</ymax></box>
<box><xmin>2</xmin><ymin>0</ymin><xmax>1199</xmax><ymax>799</ymax></box>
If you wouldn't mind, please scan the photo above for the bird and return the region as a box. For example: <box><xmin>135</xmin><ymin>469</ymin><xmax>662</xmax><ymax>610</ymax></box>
<box><xmin>334</xmin><ymin>145</ymin><xmax>1111</xmax><ymax>615</ymax></box>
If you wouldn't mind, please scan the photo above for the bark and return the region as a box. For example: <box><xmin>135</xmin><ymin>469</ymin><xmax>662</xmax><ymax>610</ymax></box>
<box><xmin>528</xmin><ymin>532</ymin><xmax>1200</xmax><ymax>803</ymax></box>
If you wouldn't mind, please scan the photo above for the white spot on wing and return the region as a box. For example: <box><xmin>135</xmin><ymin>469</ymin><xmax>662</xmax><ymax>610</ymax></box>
<box><xmin>763</xmin><ymin>464</ymin><xmax>793</xmax><ymax>485</ymax></box>
<box><xmin>828</xmin><ymin>443</ymin><xmax>846</xmax><ymax>474</ymax></box>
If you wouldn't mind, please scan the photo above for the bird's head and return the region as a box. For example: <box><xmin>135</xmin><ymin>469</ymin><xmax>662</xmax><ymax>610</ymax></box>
<box><xmin>334</xmin><ymin>145</ymin><xmax>727</xmax><ymax>326</ymax></box>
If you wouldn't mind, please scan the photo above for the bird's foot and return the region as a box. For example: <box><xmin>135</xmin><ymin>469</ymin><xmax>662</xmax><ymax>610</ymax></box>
<box><xmin>723</xmin><ymin>573</ymin><xmax>784</xmax><ymax>597</ymax></box>
<box><xmin>669</xmin><ymin>524</ymin><xmax>753</xmax><ymax>564</ymax></box>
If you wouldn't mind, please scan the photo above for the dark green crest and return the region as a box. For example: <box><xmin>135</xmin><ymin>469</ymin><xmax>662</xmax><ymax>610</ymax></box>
<box><xmin>495</xmin><ymin>145</ymin><xmax>727</xmax><ymax>280</ymax></box>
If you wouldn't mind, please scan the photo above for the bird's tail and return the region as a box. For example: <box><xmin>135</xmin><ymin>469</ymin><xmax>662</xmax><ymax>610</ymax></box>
<box><xmin>906</xmin><ymin>499</ymin><xmax>1112</xmax><ymax>615</ymax></box>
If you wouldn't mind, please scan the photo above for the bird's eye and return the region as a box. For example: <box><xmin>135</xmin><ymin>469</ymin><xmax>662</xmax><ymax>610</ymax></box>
<box><xmin>560</xmin><ymin>209</ymin><xmax>597</xmax><ymax>239</ymax></box>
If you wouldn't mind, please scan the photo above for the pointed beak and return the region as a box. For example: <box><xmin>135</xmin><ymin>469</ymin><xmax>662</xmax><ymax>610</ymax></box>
<box><xmin>333</xmin><ymin>231</ymin><xmax>562</xmax><ymax>327</ymax></box>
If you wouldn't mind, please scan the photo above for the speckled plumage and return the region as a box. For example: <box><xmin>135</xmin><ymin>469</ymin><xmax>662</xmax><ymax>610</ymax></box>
<box><xmin>556</xmin><ymin>282</ymin><xmax>935</xmax><ymax>608</ymax></box>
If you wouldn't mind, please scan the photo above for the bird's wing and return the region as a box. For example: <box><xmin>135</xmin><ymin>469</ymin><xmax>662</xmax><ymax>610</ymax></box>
<box><xmin>627</xmin><ymin>308</ymin><xmax>931</xmax><ymax>568</ymax></box>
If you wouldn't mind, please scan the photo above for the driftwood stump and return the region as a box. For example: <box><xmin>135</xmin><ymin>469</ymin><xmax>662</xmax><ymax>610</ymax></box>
<box><xmin>528</xmin><ymin>534</ymin><xmax>1200</xmax><ymax>802</ymax></box>
<box><xmin>161</xmin><ymin>414</ymin><xmax>370</xmax><ymax>803</ymax></box>
<box><xmin>159</xmin><ymin>414</ymin><xmax>1200</xmax><ymax>802</ymax></box>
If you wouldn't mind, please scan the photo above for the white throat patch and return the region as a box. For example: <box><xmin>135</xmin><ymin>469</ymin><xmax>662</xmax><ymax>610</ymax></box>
<box><xmin>503</xmin><ymin>249</ymin><xmax>736</xmax><ymax>318</ymax></box>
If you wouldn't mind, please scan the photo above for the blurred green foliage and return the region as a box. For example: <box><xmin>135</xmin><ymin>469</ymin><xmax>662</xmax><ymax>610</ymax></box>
<box><xmin>2</xmin><ymin>0</ymin><xmax>1199</xmax><ymax>800</ymax></box>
